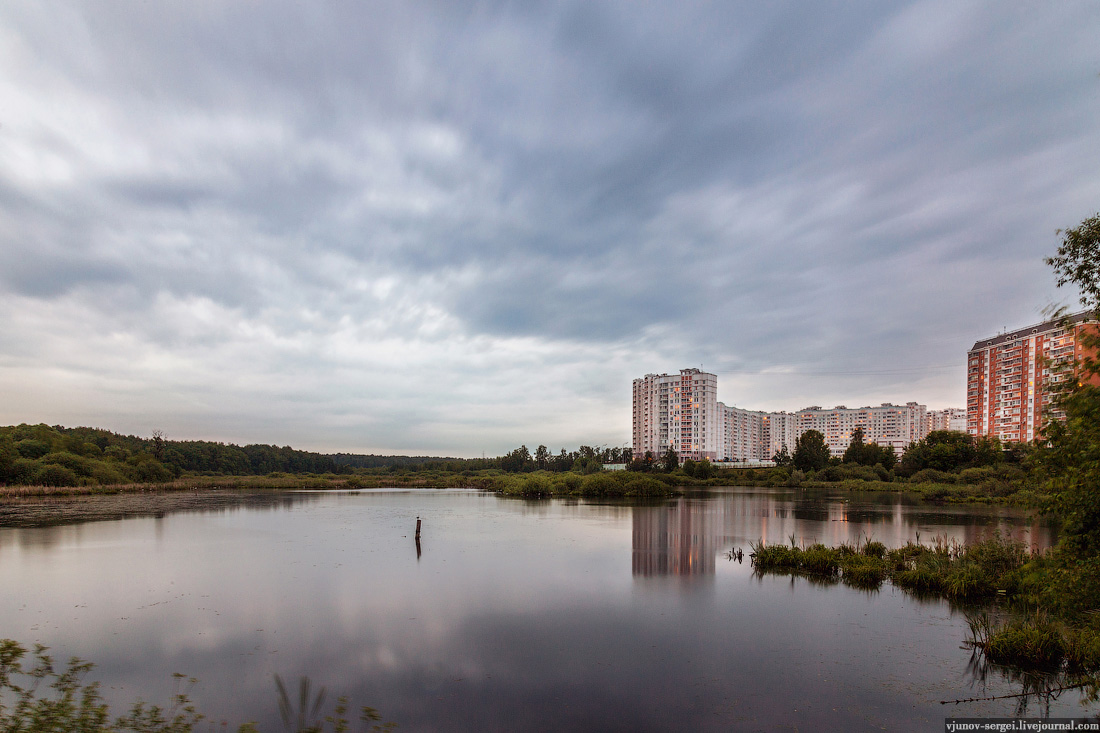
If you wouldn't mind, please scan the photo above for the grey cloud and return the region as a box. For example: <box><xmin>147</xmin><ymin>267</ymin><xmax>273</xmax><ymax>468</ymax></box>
<box><xmin>1</xmin><ymin>0</ymin><xmax>1098</xmax><ymax>450</ymax></box>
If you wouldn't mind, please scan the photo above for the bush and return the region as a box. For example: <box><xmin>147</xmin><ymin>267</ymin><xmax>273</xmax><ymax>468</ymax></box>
<box><xmin>32</xmin><ymin>464</ymin><xmax>79</xmax><ymax>487</ymax></box>
<box><xmin>90</xmin><ymin>463</ymin><xmax>129</xmax><ymax>485</ymax></box>
<box><xmin>15</xmin><ymin>439</ymin><xmax>50</xmax><ymax>460</ymax></box>
<box><xmin>766</xmin><ymin>468</ymin><xmax>789</xmax><ymax>486</ymax></box>
<box><xmin>623</xmin><ymin>476</ymin><xmax>665</xmax><ymax>496</ymax></box>
<box><xmin>521</xmin><ymin>473</ymin><xmax>553</xmax><ymax>495</ymax></box>
<box><xmin>579</xmin><ymin>473</ymin><xmax>621</xmax><ymax>496</ymax></box>
<box><xmin>958</xmin><ymin>466</ymin><xmax>996</xmax><ymax>485</ymax></box>
<box><xmin>40</xmin><ymin>451</ymin><xmax>96</xmax><ymax>477</ymax></box>
<box><xmin>129</xmin><ymin>460</ymin><xmax>174</xmax><ymax>483</ymax></box>
<box><xmin>558</xmin><ymin>473</ymin><xmax>583</xmax><ymax>492</ymax></box>
<box><xmin>909</xmin><ymin>468</ymin><xmax>957</xmax><ymax>484</ymax></box>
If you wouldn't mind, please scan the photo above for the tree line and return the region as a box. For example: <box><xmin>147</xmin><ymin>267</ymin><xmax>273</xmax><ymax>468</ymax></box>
<box><xmin>0</xmin><ymin>424</ymin><xmax>345</xmax><ymax>487</ymax></box>
<box><xmin>0</xmin><ymin>423</ymin><xmax>640</xmax><ymax>487</ymax></box>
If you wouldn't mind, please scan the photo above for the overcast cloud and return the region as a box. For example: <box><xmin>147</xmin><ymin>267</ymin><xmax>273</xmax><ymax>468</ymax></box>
<box><xmin>1</xmin><ymin>1</ymin><xmax>1098</xmax><ymax>455</ymax></box>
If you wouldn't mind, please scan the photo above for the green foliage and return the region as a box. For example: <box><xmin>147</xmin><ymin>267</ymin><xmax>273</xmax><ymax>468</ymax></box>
<box><xmin>896</xmin><ymin>430</ymin><xmax>1003</xmax><ymax>477</ymax></box>
<box><xmin>0</xmin><ymin>424</ymin><xmax>363</xmax><ymax>487</ymax></box>
<box><xmin>862</xmin><ymin>541</ymin><xmax>886</xmax><ymax>559</ymax></box>
<box><xmin>0</xmin><ymin>433</ymin><xmax>16</xmax><ymax>483</ymax></box>
<box><xmin>16</xmin><ymin>439</ymin><xmax>52</xmax><ymax>460</ymax></box>
<box><xmin>493</xmin><ymin>470</ymin><xmax>673</xmax><ymax>498</ymax></box>
<box><xmin>979</xmin><ymin>617</ymin><xmax>1067</xmax><ymax>670</ymax></box>
<box><xmin>0</xmin><ymin>640</ymin><xmax>205</xmax><ymax>732</ymax></box>
<box><xmin>791</xmin><ymin>430</ymin><xmax>829</xmax><ymax>472</ymax></box>
<box><xmin>680</xmin><ymin>458</ymin><xmax>696</xmax><ymax>478</ymax></box>
<box><xmin>753</xmin><ymin>534</ymin><xmax>1028</xmax><ymax>603</ymax></box>
<box><xmin>0</xmin><ymin>640</ymin><xmax>394</xmax><ymax>732</ymax></box>
<box><xmin>32</xmin><ymin>464</ymin><xmax>80</xmax><ymax>487</ymax></box>
<box><xmin>843</xmin><ymin>429</ymin><xmax>898</xmax><ymax>470</ymax></box>
<box><xmin>1046</xmin><ymin>212</ymin><xmax>1100</xmax><ymax>311</ymax></box>
<box><xmin>661</xmin><ymin>447</ymin><xmax>678</xmax><ymax>473</ymax></box>
<box><xmin>842</xmin><ymin>554</ymin><xmax>887</xmax><ymax>588</ymax></box>
<box><xmin>571</xmin><ymin>456</ymin><xmax>603</xmax><ymax>474</ymax></box>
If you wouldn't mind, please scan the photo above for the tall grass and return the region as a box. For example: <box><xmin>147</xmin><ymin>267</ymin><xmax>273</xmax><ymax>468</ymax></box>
<box><xmin>752</xmin><ymin>533</ymin><xmax>1028</xmax><ymax>600</ymax></box>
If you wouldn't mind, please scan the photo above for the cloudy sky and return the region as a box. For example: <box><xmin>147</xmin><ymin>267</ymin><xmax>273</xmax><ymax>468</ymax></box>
<box><xmin>1</xmin><ymin>2</ymin><xmax>1098</xmax><ymax>456</ymax></box>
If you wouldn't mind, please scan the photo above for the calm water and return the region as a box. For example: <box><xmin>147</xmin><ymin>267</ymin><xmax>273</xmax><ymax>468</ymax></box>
<box><xmin>0</xmin><ymin>486</ymin><xmax>1083</xmax><ymax>731</ymax></box>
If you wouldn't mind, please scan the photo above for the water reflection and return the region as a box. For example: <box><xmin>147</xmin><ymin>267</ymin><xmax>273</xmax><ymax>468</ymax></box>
<box><xmin>0</xmin><ymin>487</ymin><xmax>1076</xmax><ymax>730</ymax></box>
<box><xmin>631</xmin><ymin>488</ymin><xmax>1056</xmax><ymax>577</ymax></box>
<box><xmin>632</xmin><ymin>500</ymin><xmax>720</xmax><ymax>576</ymax></box>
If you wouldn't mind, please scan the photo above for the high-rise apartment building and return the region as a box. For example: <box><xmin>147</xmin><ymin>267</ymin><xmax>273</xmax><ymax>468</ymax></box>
<box><xmin>635</xmin><ymin>369</ymin><xmax>941</xmax><ymax>463</ymax></box>
<box><xmin>715</xmin><ymin>405</ymin><xmax>798</xmax><ymax>462</ymax></box>
<box><xmin>795</xmin><ymin>403</ymin><xmax>927</xmax><ymax>457</ymax></box>
<box><xmin>632</xmin><ymin>369</ymin><xmax>719</xmax><ymax>461</ymax></box>
<box><xmin>927</xmin><ymin>408</ymin><xmax>967</xmax><ymax>433</ymax></box>
<box><xmin>967</xmin><ymin>310</ymin><xmax>1096</xmax><ymax>442</ymax></box>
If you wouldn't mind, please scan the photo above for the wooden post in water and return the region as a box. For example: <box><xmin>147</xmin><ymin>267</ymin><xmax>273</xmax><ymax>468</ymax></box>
<box><xmin>415</xmin><ymin>516</ymin><xmax>421</xmax><ymax>540</ymax></box>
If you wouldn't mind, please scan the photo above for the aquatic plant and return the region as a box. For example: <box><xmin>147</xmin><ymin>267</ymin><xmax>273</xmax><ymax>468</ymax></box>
<box><xmin>861</xmin><ymin>540</ymin><xmax>886</xmax><ymax>559</ymax></box>
<box><xmin>0</xmin><ymin>639</ymin><xmax>395</xmax><ymax>732</ymax></box>
<box><xmin>841</xmin><ymin>554</ymin><xmax>887</xmax><ymax>588</ymax></box>
<box><xmin>968</xmin><ymin>614</ymin><xmax>1067</xmax><ymax>670</ymax></box>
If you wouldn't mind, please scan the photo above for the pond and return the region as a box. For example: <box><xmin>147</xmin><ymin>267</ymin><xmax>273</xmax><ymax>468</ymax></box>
<box><xmin>0</xmin><ymin>486</ymin><xmax>1083</xmax><ymax>731</ymax></box>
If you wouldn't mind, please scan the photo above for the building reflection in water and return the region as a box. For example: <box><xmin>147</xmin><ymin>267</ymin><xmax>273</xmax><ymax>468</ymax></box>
<box><xmin>631</xmin><ymin>489</ymin><xmax>1058</xmax><ymax>578</ymax></box>
<box><xmin>632</xmin><ymin>498</ymin><xmax>722</xmax><ymax>577</ymax></box>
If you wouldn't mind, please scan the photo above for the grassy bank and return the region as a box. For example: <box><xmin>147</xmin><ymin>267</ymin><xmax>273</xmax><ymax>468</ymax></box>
<box><xmin>750</xmin><ymin>534</ymin><xmax>1100</xmax><ymax>681</ymax></box>
<box><xmin>0</xmin><ymin>468</ymin><xmax>1032</xmax><ymax>503</ymax></box>
<box><xmin>649</xmin><ymin>463</ymin><xmax>1044</xmax><ymax>506</ymax></box>
<box><xmin>0</xmin><ymin>468</ymin><xmax>678</xmax><ymax>500</ymax></box>
<box><xmin>489</xmin><ymin>470</ymin><xmax>675</xmax><ymax>497</ymax></box>
<box><xmin>0</xmin><ymin>471</ymin><xmax>506</xmax><ymax>498</ymax></box>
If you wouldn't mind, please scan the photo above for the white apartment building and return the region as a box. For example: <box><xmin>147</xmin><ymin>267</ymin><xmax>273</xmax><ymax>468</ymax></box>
<box><xmin>632</xmin><ymin>369</ymin><xmax>719</xmax><ymax>461</ymax></box>
<box><xmin>927</xmin><ymin>408</ymin><xmax>967</xmax><ymax>433</ymax></box>
<box><xmin>762</xmin><ymin>412</ymin><xmax>798</xmax><ymax>459</ymax></box>
<box><xmin>634</xmin><ymin>369</ymin><xmax>936</xmax><ymax>463</ymax></box>
<box><xmin>795</xmin><ymin>403</ymin><xmax>928</xmax><ymax>457</ymax></box>
<box><xmin>715</xmin><ymin>405</ymin><xmax>798</xmax><ymax>462</ymax></box>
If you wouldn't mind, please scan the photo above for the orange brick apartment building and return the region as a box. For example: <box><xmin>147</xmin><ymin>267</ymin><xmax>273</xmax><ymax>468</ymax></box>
<box><xmin>967</xmin><ymin>310</ymin><xmax>1096</xmax><ymax>442</ymax></box>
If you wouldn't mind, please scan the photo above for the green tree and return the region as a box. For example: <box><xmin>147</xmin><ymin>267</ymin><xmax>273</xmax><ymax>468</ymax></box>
<box><xmin>896</xmin><ymin>430</ymin><xmax>1001</xmax><ymax>477</ymax></box>
<box><xmin>867</xmin><ymin>443</ymin><xmax>897</xmax><ymax>470</ymax></box>
<box><xmin>662</xmin><ymin>447</ymin><xmax>679</xmax><ymax>473</ymax></box>
<box><xmin>842</xmin><ymin>427</ymin><xmax>867</xmax><ymax>464</ymax></box>
<box><xmin>681</xmin><ymin>458</ymin><xmax>696</xmax><ymax>477</ymax></box>
<box><xmin>500</xmin><ymin>445</ymin><xmax>532</xmax><ymax>473</ymax></box>
<box><xmin>0</xmin><ymin>433</ymin><xmax>16</xmax><ymax>483</ymax></box>
<box><xmin>1046</xmin><ymin>212</ymin><xmax>1100</xmax><ymax>311</ymax></box>
<box><xmin>695</xmin><ymin>457</ymin><xmax>714</xmax><ymax>479</ymax></box>
<box><xmin>772</xmin><ymin>446</ymin><xmax>792</xmax><ymax>467</ymax></box>
<box><xmin>535</xmin><ymin>445</ymin><xmax>550</xmax><ymax>470</ymax></box>
<box><xmin>1034</xmin><ymin>212</ymin><xmax>1100</xmax><ymax>617</ymax></box>
<box><xmin>572</xmin><ymin>456</ymin><xmax>602</xmax><ymax>474</ymax></box>
<box><xmin>792</xmin><ymin>430</ymin><xmax>830</xmax><ymax>472</ymax></box>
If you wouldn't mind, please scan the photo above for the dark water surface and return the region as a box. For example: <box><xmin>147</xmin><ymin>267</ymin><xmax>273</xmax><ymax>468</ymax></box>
<box><xmin>0</xmin><ymin>486</ymin><xmax>1085</xmax><ymax>731</ymax></box>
